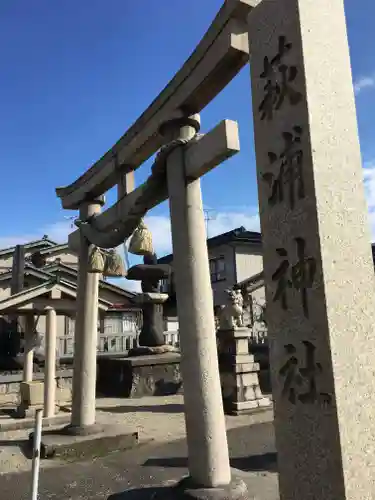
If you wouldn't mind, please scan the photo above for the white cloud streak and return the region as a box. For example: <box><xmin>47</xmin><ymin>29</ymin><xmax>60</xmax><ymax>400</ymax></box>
<box><xmin>354</xmin><ymin>74</ymin><xmax>375</xmax><ymax>95</ymax></box>
<box><xmin>144</xmin><ymin>210</ymin><xmax>260</xmax><ymax>257</ymax></box>
<box><xmin>0</xmin><ymin>209</ymin><xmax>260</xmax><ymax>292</ymax></box>
<box><xmin>3</xmin><ymin>165</ymin><xmax>375</xmax><ymax>288</ymax></box>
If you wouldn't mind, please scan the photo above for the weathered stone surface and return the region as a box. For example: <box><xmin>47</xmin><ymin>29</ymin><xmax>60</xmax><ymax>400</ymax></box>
<box><xmin>249</xmin><ymin>0</ymin><xmax>375</xmax><ymax>498</ymax></box>
<box><xmin>97</xmin><ymin>354</ymin><xmax>182</xmax><ymax>398</ymax></box>
<box><xmin>126</xmin><ymin>264</ymin><xmax>171</xmax><ymax>282</ymax></box>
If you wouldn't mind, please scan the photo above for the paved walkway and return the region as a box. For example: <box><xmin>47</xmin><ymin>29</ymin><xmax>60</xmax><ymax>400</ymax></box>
<box><xmin>0</xmin><ymin>420</ymin><xmax>278</xmax><ymax>499</ymax></box>
<box><xmin>0</xmin><ymin>395</ymin><xmax>278</xmax><ymax>499</ymax></box>
<box><xmin>0</xmin><ymin>395</ymin><xmax>274</xmax><ymax>475</ymax></box>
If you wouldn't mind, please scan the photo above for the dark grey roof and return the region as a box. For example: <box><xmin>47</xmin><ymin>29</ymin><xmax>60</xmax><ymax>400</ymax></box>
<box><xmin>236</xmin><ymin>270</ymin><xmax>264</xmax><ymax>288</ymax></box>
<box><xmin>0</xmin><ymin>237</ymin><xmax>57</xmax><ymax>257</ymax></box>
<box><xmin>39</xmin><ymin>243</ymin><xmax>69</xmax><ymax>255</ymax></box>
<box><xmin>43</xmin><ymin>262</ymin><xmax>137</xmax><ymax>299</ymax></box>
<box><xmin>158</xmin><ymin>226</ymin><xmax>261</xmax><ymax>264</ymax></box>
<box><xmin>0</xmin><ymin>262</ymin><xmax>137</xmax><ymax>301</ymax></box>
<box><xmin>0</xmin><ymin>264</ymin><xmax>55</xmax><ymax>282</ymax></box>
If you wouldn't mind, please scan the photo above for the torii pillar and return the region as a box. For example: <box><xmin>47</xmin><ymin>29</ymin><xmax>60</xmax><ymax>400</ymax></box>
<box><xmin>68</xmin><ymin>195</ymin><xmax>105</xmax><ymax>434</ymax></box>
<box><xmin>156</xmin><ymin>112</ymin><xmax>246</xmax><ymax>496</ymax></box>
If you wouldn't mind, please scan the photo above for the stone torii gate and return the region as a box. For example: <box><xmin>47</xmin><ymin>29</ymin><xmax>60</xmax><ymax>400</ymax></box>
<box><xmin>58</xmin><ymin>2</ymin><xmax>255</xmax><ymax>495</ymax></box>
<box><xmin>57</xmin><ymin>0</ymin><xmax>375</xmax><ymax>499</ymax></box>
<box><xmin>69</xmin><ymin>116</ymin><xmax>241</xmax><ymax>488</ymax></box>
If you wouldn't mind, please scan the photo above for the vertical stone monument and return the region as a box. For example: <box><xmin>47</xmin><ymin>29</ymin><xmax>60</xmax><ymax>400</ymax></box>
<box><xmin>249</xmin><ymin>0</ymin><xmax>375</xmax><ymax>498</ymax></box>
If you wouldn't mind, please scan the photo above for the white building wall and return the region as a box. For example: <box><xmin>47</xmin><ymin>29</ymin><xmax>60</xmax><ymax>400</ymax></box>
<box><xmin>235</xmin><ymin>246</ymin><xmax>264</xmax><ymax>283</ymax></box>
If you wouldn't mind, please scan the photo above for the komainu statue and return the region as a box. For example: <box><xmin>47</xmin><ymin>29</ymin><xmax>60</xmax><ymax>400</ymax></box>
<box><xmin>218</xmin><ymin>288</ymin><xmax>244</xmax><ymax>330</ymax></box>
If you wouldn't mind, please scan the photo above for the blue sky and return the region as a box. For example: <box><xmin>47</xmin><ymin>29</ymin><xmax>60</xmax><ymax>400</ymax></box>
<box><xmin>0</xmin><ymin>0</ymin><xmax>374</xmax><ymax>264</ymax></box>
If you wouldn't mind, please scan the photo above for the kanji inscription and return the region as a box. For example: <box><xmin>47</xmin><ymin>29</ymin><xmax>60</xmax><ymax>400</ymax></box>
<box><xmin>262</xmin><ymin>126</ymin><xmax>305</xmax><ymax>210</ymax></box>
<box><xmin>272</xmin><ymin>237</ymin><xmax>316</xmax><ymax>317</ymax></box>
<box><xmin>279</xmin><ymin>341</ymin><xmax>332</xmax><ymax>406</ymax></box>
<box><xmin>258</xmin><ymin>35</ymin><xmax>303</xmax><ymax>121</ymax></box>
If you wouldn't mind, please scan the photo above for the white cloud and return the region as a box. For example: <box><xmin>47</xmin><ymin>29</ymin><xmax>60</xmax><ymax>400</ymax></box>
<box><xmin>144</xmin><ymin>209</ymin><xmax>260</xmax><ymax>257</ymax></box>
<box><xmin>107</xmin><ymin>278</ymin><xmax>142</xmax><ymax>293</ymax></box>
<box><xmin>354</xmin><ymin>74</ymin><xmax>375</xmax><ymax>95</ymax></box>
<box><xmin>363</xmin><ymin>162</ymin><xmax>375</xmax><ymax>240</ymax></box>
<box><xmin>0</xmin><ymin>220</ymin><xmax>72</xmax><ymax>249</ymax></box>
<box><xmin>0</xmin><ymin>208</ymin><xmax>261</xmax><ymax>258</ymax></box>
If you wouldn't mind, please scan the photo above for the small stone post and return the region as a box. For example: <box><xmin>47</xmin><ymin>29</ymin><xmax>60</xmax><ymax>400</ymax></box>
<box><xmin>70</xmin><ymin>196</ymin><xmax>104</xmax><ymax>433</ymax></box>
<box><xmin>249</xmin><ymin>0</ymin><xmax>375</xmax><ymax>498</ymax></box>
<box><xmin>23</xmin><ymin>314</ymin><xmax>34</xmax><ymax>383</ymax></box>
<box><xmin>16</xmin><ymin>314</ymin><xmax>36</xmax><ymax>418</ymax></box>
<box><xmin>161</xmin><ymin>112</ymin><xmax>232</xmax><ymax>489</ymax></box>
<box><xmin>44</xmin><ymin>307</ymin><xmax>57</xmax><ymax>418</ymax></box>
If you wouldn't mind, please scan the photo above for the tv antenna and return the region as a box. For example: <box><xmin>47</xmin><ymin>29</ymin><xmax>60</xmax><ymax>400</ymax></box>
<box><xmin>203</xmin><ymin>208</ymin><xmax>217</xmax><ymax>238</ymax></box>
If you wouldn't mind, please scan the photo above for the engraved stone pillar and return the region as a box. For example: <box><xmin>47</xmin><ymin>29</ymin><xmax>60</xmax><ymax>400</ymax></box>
<box><xmin>161</xmin><ymin>112</ymin><xmax>232</xmax><ymax>488</ymax></box>
<box><xmin>249</xmin><ymin>0</ymin><xmax>375</xmax><ymax>498</ymax></box>
<box><xmin>44</xmin><ymin>307</ymin><xmax>57</xmax><ymax>418</ymax></box>
<box><xmin>69</xmin><ymin>196</ymin><xmax>104</xmax><ymax>433</ymax></box>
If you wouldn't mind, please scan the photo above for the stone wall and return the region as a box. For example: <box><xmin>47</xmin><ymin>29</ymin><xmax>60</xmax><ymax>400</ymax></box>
<box><xmin>0</xmin><ymin>369</ymin><xmax>73</xmax><ymax>406</ymax></box>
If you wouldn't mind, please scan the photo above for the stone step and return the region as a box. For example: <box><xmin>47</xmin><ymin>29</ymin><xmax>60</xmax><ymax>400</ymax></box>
<box><xmin>0</xmin><ymin>412</ymin><xmax>71</xmax><ymax>432</ymax></box>
<box><xmin>28</xmin><ymin>425</ymin><xmax>139</xmax><ymax>460</ymax></box>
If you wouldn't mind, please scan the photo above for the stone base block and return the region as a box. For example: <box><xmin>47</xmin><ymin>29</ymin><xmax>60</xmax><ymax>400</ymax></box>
<box><xmin>108</xmin><ymin>473</ymin><xmax>250</xmax><ymax>500</ymax></box>
<box><xmin>97</xmin><ymin>353</ymin><xmax>182</xmax><ymax>398</ymax></box>
<box><xmin>28</xmin><ymin>425</ymin><xmax>139</xmax><ymax>459</ymax></box>
<box><xmin>63</xmin><ymin>422</ymin><xmax>105</xmax><ymax>436</ymax></box>
<box><xmin>224</xmin><ymin>398</ymin><xmax>272</xmax><ymax>416</ymax></box>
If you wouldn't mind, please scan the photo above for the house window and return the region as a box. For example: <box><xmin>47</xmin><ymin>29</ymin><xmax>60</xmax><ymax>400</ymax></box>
<box><xmin>209</xmin><ymin>256</ymin><xmax>226</xmax><ymax>283</ymax></box>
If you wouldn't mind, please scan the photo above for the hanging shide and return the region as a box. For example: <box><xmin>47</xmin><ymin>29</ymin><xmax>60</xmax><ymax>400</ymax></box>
<box><xmin>103</xmin><ymin>249</ymin><xmax>127</xmax><ymax>277</ymax></box>
<box><xmin>87</xmin><ymin>245</ymin><xmax>105</xmax><ymax>273</ymax></box>
<box><xmin>128</xmin><ymin>219</ymin><xmax>154</xmax><ymax>256</ymax></box>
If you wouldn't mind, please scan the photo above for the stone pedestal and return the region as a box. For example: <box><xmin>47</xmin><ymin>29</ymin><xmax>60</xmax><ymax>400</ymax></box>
<box><xmin>97</xmin><ymin>353</ymin><xmax>182</xmax><ymax>398</ymax></box>
<box><xmin>217</xmin><ymin>328</ymin><xmax>271</xmax><ymax>415</ymax></box>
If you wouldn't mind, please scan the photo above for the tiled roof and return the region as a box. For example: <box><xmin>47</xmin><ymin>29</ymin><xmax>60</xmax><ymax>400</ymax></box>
<box><xmin>0</xmin><ymin>262</ymin><xmax>137</xmax><ymax>301</ymax></box>
<box><xmin>0</xmin><ymin>237</ymin><xmax>57</xmax><ymax>257</ymax></box>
